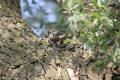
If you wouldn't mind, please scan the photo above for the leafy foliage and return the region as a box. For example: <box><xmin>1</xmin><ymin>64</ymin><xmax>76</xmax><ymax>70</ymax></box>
<box><xmin>59</xmin><ymin>0</ymin><xmax>120</xmax><ymax>70</ymax></box>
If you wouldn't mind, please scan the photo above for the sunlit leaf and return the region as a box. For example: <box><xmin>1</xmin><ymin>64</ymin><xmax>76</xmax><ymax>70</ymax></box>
<box><xmin>68</xmin><ymin>0</ymin><xmax>73</xmax><ymax>9</ymax></box>
<box><xmin>93</xmin><ymin>0</ymin><xmax>98</xmax><ymax>8</ymax></box>
<box><xmin>87</xmin><ymin>44</ymin><xmax>92</xmax><ymax>54</ymax></box>
<box><xmin>114</xmin><ymin>48</ymin><xmax>120</xmax><ymax>58</ymax></box>
<box><xmin>113</xmin><ymin>56</ymin><xmax>117</xmax><ymax>63</ymax></box>
<box><xmin>64</xmin><ymin>39</ymin><xmax>73</xmax><ymax>43</ymax></box>
<box><xmin>72</xmin><ymin>4</ymin><xmax>80</xmax><ymax>10</ymax></box>
<box><xmin>97</xmin><ymin>0</ymin><xmax>106</xmax><ymax>8</ymax></box>
<box><xmin>61</xmin><ymin>0</ymin><xmax>120</xmax><ymax>70</ymax></box>
<box><xmin>100</xmin><ymin>16</ymin><xmax>113</xmax><ymax>27</ymax></box>
<box><xmin>62</xmin><ymin>0</ymin><xmax>65</xmax><ymax>3</ymax></box>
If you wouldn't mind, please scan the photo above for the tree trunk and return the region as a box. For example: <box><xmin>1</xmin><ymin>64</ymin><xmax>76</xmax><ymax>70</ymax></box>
<box><xmin>0</xmin><ymin>0</ymin><xmax>109</xmax><ymax>80</ymax></box>
<box><xmin>0</xmin><ymin>0</ymin><xmax>51</xmax><ymax>80</ymax></box>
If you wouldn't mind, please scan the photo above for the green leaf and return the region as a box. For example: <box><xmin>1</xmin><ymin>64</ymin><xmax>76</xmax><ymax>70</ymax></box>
<box><xmin>68</xmin><ymin>0</ymin><xmax>73</xmax><ymax>9</ymax></box>
<box><xmin>64</xmin><ymin>39</ymin><xmax>73</xmax><ymax>43</ymax></box>
<box><xmin>100</xmin><ymin>16</ymin><xmax>113</xmax><ymax>27</ymax></box>
<box><xmin>102</xmin><ymin>44</ymin><xmax>108</xmax><ymax>53</ymax></box>
<box><xmin>113</xmin><ymin>56</ymin><xmax>117</xmax><ymax>63</ymax></box>
<box><xmin>91</xmin><ymin>12</ymin><xmax>100</xmax><ymax>18</ymax></box>
<box><xmin>115</xmin><ymin>48</ymin><xmax>119</xmax><ymax>57</ymax></box>
<box><xmin>93</xmin><ymin>0</ymin><xmax>98</xmax><ymax>8</ymax></box>
<box><xmin>97</xmin><ymin>0</ymin><xmax>106</xmax><ymax>8</ymax></box>
<box><xmin>118</xmin><ymin>63</ymin><xmax>120</xmax><ymax>66</ymax></box>
<box><xmin>72</xmin><ymin>4</ymin><xmax>80</xmax><ymax>10</ymax></box>
<box><xmin>116</xmin><ymin>77</ymin><xmax>120</xmax><ymax>79</ymax></box>
<box><xmin>62</xmin><ymin>0</ymin><xmax>66</xmax><ymax>3</ymax></box>
<box><xmin>87</xmin><ymin>44</ymin><xmax>92</xmax><ymax>54</ymax></box>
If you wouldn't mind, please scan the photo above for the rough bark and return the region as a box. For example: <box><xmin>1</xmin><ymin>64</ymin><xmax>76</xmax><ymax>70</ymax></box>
<box><xmin>0</xmin><ymin>0</ymin><xmax>114</xmax><ymax>80</ymax></box>
<box><xmin>0</xmin><ymin>0</ymin><xmax>54</xmax><ymax>80</ymax></box>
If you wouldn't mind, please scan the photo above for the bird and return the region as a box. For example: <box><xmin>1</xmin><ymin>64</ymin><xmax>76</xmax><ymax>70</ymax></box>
<box><xmin>48</xmin><ymin>31</ymin><xmax>65</xmax><ymax>46</ymax></box>
<box><xmin>49</xmin><ymin>31</ymin><xmax>65</xmax><ymax>42</ymax></box>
